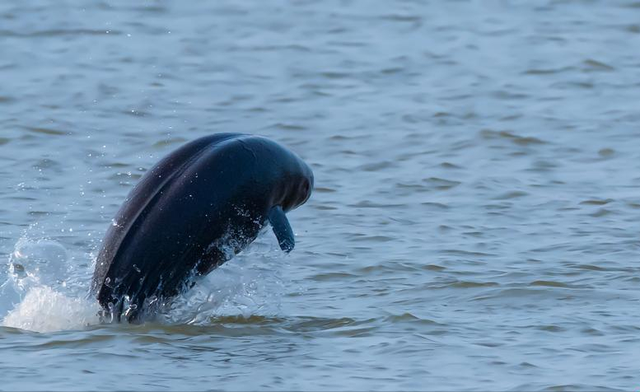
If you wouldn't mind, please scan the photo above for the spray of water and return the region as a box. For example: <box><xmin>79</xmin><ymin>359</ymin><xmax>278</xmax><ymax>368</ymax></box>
<box><xmin>0</xmin><ymin>237</ymin><xmax>101</xmax><ymax>332</ymax></box>
<box><xmin>0</xmin><ymin>230</ymin><xmax>289</xmax><ymax>333</ymax></box>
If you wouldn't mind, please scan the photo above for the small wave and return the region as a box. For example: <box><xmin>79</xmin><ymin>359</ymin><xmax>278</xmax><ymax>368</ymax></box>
<box><xmin>0</xmin><ymin>29</ymin><xmax>122</xmax><ymax>38</ymax></box>
<box><xmin>479</xmin><ymin>129</ymin><xmax>548</xmax><ymax>146</ymax></box>
<box><xmin>582</xmin><ymin>59</ymin><xmax>615</xmax><ymax>72</ymax></box>
<box><xmin>24</xmin><ymin>127</ymin><xmax>68</xmax><ymax>136</ymax></box>
<box><xmin>383</xmin><ymin>312</ymin><xmax>442</xmax><ymax>326</ymax></box>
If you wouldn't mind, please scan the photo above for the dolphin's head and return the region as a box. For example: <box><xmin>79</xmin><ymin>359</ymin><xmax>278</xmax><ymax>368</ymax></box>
<box><xmin>279</xmin><ymin>159</ymin><xmax>314</xmax><ymax>212</ymax></box>
<box><xmin>228</xmin><ymin>134</ymin><xmax>314</xmax><ymax>213</ymax></box>
<box><xmin>266</xmin><ymin>158</ymin><xmax>313</xmax><ymax>253</ymax></box>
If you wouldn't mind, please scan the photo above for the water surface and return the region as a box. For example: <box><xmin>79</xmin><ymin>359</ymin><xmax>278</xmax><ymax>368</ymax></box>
<box><xmin>1</xmin><ymin>0</ymin><xmax>640</xmax><ymax>390</ymax></box>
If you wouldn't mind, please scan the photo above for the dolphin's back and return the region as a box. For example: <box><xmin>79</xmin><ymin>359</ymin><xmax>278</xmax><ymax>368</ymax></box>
<box><xmin>91</xmin><ymin>133</ymin><xmax>309</xmax><ymax>319</ymax></box>
<box><xmin>92</xmin><ymin>134</ymin><xmax>248</xmax><ymax>305</ymax></box>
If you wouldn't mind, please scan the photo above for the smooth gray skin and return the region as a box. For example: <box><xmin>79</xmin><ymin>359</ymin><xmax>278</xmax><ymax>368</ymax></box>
<box><xmin>91</xmin><ymin>133</ymin><xmax>314</xmax><ymax>322</ymax></box>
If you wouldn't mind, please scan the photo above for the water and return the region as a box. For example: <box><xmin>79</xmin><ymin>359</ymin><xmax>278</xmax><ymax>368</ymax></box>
<box><xmin>1</xmin><ymin>0</ymin><xmax>640</xmax><ymax>390</ymax></box>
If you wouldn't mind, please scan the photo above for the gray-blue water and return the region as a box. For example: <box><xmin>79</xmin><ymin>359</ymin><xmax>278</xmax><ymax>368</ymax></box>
<box><xmin>1</xmin><ymin>0</ymin><xmax>640</xmax><ymax>390</ymax></box>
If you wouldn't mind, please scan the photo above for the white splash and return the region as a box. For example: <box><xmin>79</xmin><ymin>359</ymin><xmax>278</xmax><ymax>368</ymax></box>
<box><xmin>1</xmin><ymin>237</ymin><xmax>101</xmax><ymax>333</ymax></box>
<box><xmin>1</xmin><ymin>230</ymin><xmax>289</xmax><ymax>332</ymax></box>
<box><xmin>2</xmin><ymin>286</ymin><xmax>101</xmax><ymax>333</ymax></box>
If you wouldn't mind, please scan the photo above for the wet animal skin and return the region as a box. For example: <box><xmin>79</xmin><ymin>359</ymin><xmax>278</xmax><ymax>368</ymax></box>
<box><xmin>91</xmin><ymin>134</ymin><xmax>314</xmax><ymax>322</ymax></box>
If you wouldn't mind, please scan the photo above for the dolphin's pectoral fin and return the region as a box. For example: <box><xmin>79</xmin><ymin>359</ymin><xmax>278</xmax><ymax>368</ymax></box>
<box><xmin>268</xmin><ymin>206</ymin><xmax>295</xmax><ymax>252</ymax></box>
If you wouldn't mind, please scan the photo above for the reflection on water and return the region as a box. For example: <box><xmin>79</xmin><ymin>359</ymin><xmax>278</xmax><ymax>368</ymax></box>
<box><xmin>1</xmin><ymin>0</ymin><xmax>640</xmax><ymax>390</ymax></box>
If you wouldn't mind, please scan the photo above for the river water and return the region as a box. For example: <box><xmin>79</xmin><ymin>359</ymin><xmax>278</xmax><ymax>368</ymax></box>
<box><xmin>1</xmin><ymin>0</ymin><xmax>640</xmax><ymax>390</ymax></box>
